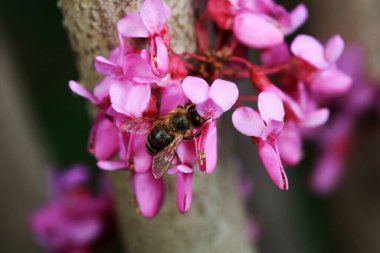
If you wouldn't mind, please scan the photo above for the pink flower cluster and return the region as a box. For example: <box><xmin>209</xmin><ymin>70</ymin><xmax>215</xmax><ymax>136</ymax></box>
<box><xmin>69</xmin><ymin>0</ymin><xmax>354</xmax><ymax>218</ymax></box>
<box><xmin>308</xmin><ymin>45</ymin><xmax>379</xmax><ymax>195</ymax></box>
<box><xmin>29</xmin><ymin>165</ymin><xmax>114</xmax><ymax>253</ymax></box>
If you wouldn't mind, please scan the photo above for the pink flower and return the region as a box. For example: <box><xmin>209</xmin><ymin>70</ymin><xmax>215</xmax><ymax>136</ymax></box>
<box><xmin>309</xmin><ymin>116</ymin><xmax>352</xmax><ymax>195</ymax></box>
<box><xmin>117</xmin><ymin>0</ymin><xmax>171</xmax><ymax>77</ymax></box>
<box><xmin>232</xmin><ymin>1</ymin><xmax>308</xmax><ymax>48</ymax></box>
<box><xmin>131</xmin><ymin>171</ymin><xmax>165</xmax><ymax>219</ymax></box>
<box><xmin>276</xmin><ymin>122</ymin><xmax>302</xmax><ymax>166</ymax></box>
<box><xmin>291</xmin><ymin>34</ymin><xmax>352</xmax><ymax>96</ymax></box>
<box><xmin>168</xmin><ymin>141</ymin><xmax>197</xmax><ymax>213</ymax></box>
<box><xmin>286</xmin><ymin>82</ymin><xmax>330</xmax><ymax>128</ymax></box>
<box><xmin>232</xmin><ymin>91</ymin><xmax>288</xmax><ymax>190</ymax></box>
<box><xmin>69</xmin><ymin>80</ymin><xmax>120</xmax><ymax>161</ymax></box>
<box><xmin>182</xmin><ymin>76</ymin><xmax>239</xmax><ymax>173</ymax></box>
<box><xmin>29</xmin><ymin>166</ymin><xmax>113</xmax><ymax>253</ymax></box>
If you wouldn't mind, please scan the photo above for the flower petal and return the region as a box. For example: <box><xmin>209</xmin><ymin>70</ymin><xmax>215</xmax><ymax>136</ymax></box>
<box><xmin>177</xmin><ymin>140</ymin><xmax>197</xmax><ymax>165</ymax></box>
<box><xmin>260</xmin><ymin>43</ymin><xmax>291</xmax><ymax>67</ymax></box>
<box><xmin>290</xmin><ymin>34</ymin><xmax>329</xmax><ymax>69</ymax></box>
<box><xmin>285</xmin><ymin>4</ymin><xmax>308</xmax><ymax>34</ymax></box>
<box><xmin>311</xmin><ymin>68</ymin><xmax>352</xmax><ymax>97</ymax></box>
<box><xmin>67</xmin><ymin>218</ymin><xmax>102</xmax><ymax>245</ymax></box>
<box><xmin>310</xmin><ymin>150</ymin><xmax>344</xmax><ymax>195</ymax></box>
<box><xmin>151</xmin><ymin>36</ymin><xmax>169</xmax><ymax>77</ymax></box>
<box><xmin>97</xmin><ymin>160</ymin><xmax>129</xmax><ymax>171</ymax></box>
<box><xmin>94</xmin><ymin>56</ymin><xmax>122</xmax><ymax>76</ymax></box>
<box><xmin>133</xmin><ymin>135</ymin><xmax>153</xmax><ymax>173</ymax></box>
<box><xmin>117</xmin><ymin>12</ymin><xmax>149</xmax><ymax>38</ymax></box>
<box><xmin>69</xmin><ymin>81</ymin><xmax>97</xmax><ymax>104</ymax></box>
<box><xmin>175</xmin><ymin>164</ymin><xmax>194</xmax><ymax>174</ymax></box>
<box><xmin>209</xmin><ymin>79</ymin><xmax>239</xmax><ymax>113</ymax></box>
<box><xmin>140</xmin><ymin>0</ymin><xmax>171</xmax><ymax>35</ymax></box>
<box><xmin>93</xmin><ymin>78</ymin><xmax>112</xmax><ymax>103</ymax></box>
<box><xmin>260</xmin><ymin>119</ymin><xmax>284</xmax><ymax>141</ymax></box>
<box><xmin>258</xmin><ymin>91</ymin><xmax>285</xmax><ymax>124</ymax></box>
<box><xmin>92</xmin><ymin>116</ymin><xmax>119</xmax><ymax>160</ymax></box>
<box><xmin>123</xmin><ymin>54</ymin><xmax>160</xmax><ymax>84</ymax></box>
<box><xmin>232</xmin><ymin>107</ymin><xmax>265</xmax><ymax>137</ymax></box>
<box><xmin>324</xmin><ymin>35</ymin><xmax>345</xmax><ymax>63</ymax></box>
<box><xmin>233</xmin><ymin>12</ymin><xmax>284</xmax><ymax>49</ymax></box>
<box><xmin>300</xmin><ymin>108</ymin><xmax>330</xmax><ymax>128</ymax></box>
<box><xmin>198</xmin><ymin>121</ymin><xmax>218</xmax><ymax>174</ymax></box>
<box><xmin>176</xmin><ymin>172</ymin><xmax>193</xmax><ymax>213</ymax></box>
<box><xmin>182</xmin><ymin>76</ymin><xmax>210</xmax><ymax>104</ymax></box>
<box><xmin>131</xmin><ymin>172</ymin><xmax>165</xmax><ymax>219</ymax></box>
<box><xmin>110</xmin><ymin>80</ymin><xmax>151</xmax><ymax>118</ymax></box>
<box><xmin>258</xmin><ymin>141</ymin><xmax>288</xmax><ymax>190</ymax></box>
<box><xmin>160</xmin><ymin>82</ymin><xmax>187</xmax><ymax>114</ymax></box>
<box><xmin>277</xmin><ymin>124</ymin><xmax>302</xmax><ymax>166</ymax></box>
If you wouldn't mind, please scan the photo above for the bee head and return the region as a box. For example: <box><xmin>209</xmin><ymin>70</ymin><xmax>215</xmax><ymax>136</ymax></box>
<box><xmin>186</xmin><ymin>103</ymin><xmax>205</xmax><ymax>129</ymax></box>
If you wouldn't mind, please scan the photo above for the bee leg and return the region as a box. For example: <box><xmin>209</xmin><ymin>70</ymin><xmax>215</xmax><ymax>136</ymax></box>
<box><xmin>183</xmin><ymin>131</ymin><xmax>202</xmax><ymax>140</ymax></box>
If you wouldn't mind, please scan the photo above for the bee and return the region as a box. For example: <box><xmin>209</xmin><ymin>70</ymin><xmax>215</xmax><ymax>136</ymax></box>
<box><xmin>122</xmin><ymin>103</ymin><xmax>206</xmax><ymax>179</ymax></box>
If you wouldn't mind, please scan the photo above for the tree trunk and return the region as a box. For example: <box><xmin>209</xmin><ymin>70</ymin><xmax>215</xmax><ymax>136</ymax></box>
<box><xmin>307</xmin><ymin>1</ymin><xmax>380</xmax><ymax>252</ymax></box>
<box><xmin>59</xmin><ymin>1</ymin><xmax>252</xmax><ymax>252</ymax></box>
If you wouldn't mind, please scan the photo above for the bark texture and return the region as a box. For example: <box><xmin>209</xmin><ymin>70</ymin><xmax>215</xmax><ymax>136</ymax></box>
<box><xmin>308</xmin><ymin>1</ymin><xmax>380</xmax><ymax>252</ymax></box>
<box><xmin>59</xmin><ymin>1</ymin><xmax>252</xmax><ymax>252</ymax></box>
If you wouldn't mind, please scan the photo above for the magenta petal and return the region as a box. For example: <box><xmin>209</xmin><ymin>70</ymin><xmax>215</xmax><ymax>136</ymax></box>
<box><xmin>93</xmin><ymin>78</ymin><xmax>111</xmax><ymax>103</ymax></box>
<box><xmin>258</xmin><ymin>141</ymin><xmax>288</xmax><ymax>190</ymax></box>
<box><xmin>233</xmin><ymin>12</ymin><xmax>284</xmax><ymax>49</ymax></box>
<box><xmin>209</xmin><ymin>79</ymin><xmax>239</xmax><ymax>113</ymax></box>
<box><xmin>69</xmin><ymin>81</ymin><xmax>97</xmax><ymax>104</ymax></box>
<box><xmin>177</xmin><ymin>140</ymin><xmax>197</xmax><ymax>165</ymax></box>
<box><xmin>182</xmin><ymin>76</ymin><xmax>210</xmax><ymax>103</ymax></box>
<box><xmin>260</xmin><ymin>119</ymin><xmax>284</xmax><ymax>141</ymax></box>
<box><xmin>110</xmin><ymin>80</ymin><xmax>151</xmax><ymax>118</ymax></box>
<box><xmin>67</xmin><ymin>218</ymin><xmax>102</xmax><ymax>245</ymax></box>
<box><xmin>132</xmin><ymin>172</ymin><xmax>165</xmax><ymax>219</ymax></box>
<box><xmin>310</xmin><ymin>151</ymin><xmax>344</xmax><ymax>195</ymax></box>
<box><xmin>258</xmin><ymin>91</ymin><xmax>285</xmax><ymax>124</ymax></box>
<box><xmin>311</xmin><ymin>68</ymin><xmax>352</xmax><ymax>97</ymax></box>
<box><xmin>151</xmin><ymin>36</ymin><xmax>169</xmax><ymax>77</ymax></box>
<box><xmin>176</xmin><ymin>172</ymin><xmax>193</xmax><ymax>214</ymax></box>
<box><xmin>285</xmin><ymin>4</ymin><xmax>308</xmax><ymax>34</ymax></box>
<box><xmin>324</xmin><ymin>35</ymin><xmax>344</xmax><ymax>63</ymax></box>
<box><xmin>300</xmin><ymin>108</ymin><xmax>330</xmax><ymax>128</ymax></box>
<box><xmin>93</xmin><ymin>116</ymin><xmax>119</xmax><ymax>160</ymax></box>
<box><xmin>291</xmin><ymin>34</ymin><xmax>329</xmax><ymax>69</ymax></box>
<box><xmin>277</xmin><ymin>124</ymin><xmax>302</xmax><ymax>166</ymax></box>
<box><xmin>123</xmin><ymin>54</ymin><xmax>160</xmax><ymax>84</ymax></box>
<box><xmin>203</xmin><ymin>121</ymin><xmax>218</xmax><ymax>174</ymax></box>
<box><xmin>140</xmin><ymin>0</ymin><xmax>171</xmax><ymax>35</ymax></box>
<box><xmin>117</xmin><ymin>13</ymin><xmax>149</xmax><ymax>38</ymax></box>
<box><xmin>160</xmin><ymin>82</ymin><xmax>187</xmax><ymax>114</ymax></box>
<box><xmin>196</xmin><ymin>98</ymin><xmax>224</xmax><ymax>119</ymax></box>
<box><xmin>133</xmin><ymin>135</ymin><xmax>153</xmax><ymax>173</ymax></box>
<box><xmin>94</xmin><ymin>56</ymin><xmax>122</xmax><ymax>76</ymax></box>
<box><xmin>232</xmin><ymin>107</ymin><xmax>265</xmax><ymax>137</ymax></box>
<box><xmin>176</xmin><ymin>164</ymin><xmax>194</xmax><ymax>174</ymax></box>
<box><xmin>97</xmin><ymin>160</ymin><xmax>129</xmax><ymax>171</ymax></box>
<box><xmin>260</xmin><ymin>43</ymin><xmax>291</xmax><ymax>67</ymax></box>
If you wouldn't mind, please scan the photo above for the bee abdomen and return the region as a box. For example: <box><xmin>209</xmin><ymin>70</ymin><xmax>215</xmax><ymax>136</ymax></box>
<box><xmin>146</xmin><ymin>126</ymin><xmax>173</xmax><ymax>155</ymax></box>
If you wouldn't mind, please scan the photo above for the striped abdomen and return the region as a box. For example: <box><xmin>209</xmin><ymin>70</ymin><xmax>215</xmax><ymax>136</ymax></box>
<box><xmin>146</xmin><ymin>125</ymin><xmax>174</xmax><ymax>155</ymax></box>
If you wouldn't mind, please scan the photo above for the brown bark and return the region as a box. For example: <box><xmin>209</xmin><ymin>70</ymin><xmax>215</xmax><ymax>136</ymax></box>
<box><xmin>307</xmin><ymin>1</ymin><xmax>380</xmax><ymax>252</ymax></box>
<box><xmin>59</xmin><ymin>1</ymin><xmax>252</xmax><ymax>252</ymax></box>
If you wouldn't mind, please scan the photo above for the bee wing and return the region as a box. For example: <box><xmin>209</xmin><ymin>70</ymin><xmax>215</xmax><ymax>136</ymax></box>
<box><xmin>121</xmin><ymin>117</ymin><xmax>158</xmax><ymax>135</ymax></box>
<box><xmin>152</xmin><ymin>135</ymin><xmax>183</xmax><ymax>179</ymax></box>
